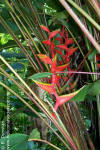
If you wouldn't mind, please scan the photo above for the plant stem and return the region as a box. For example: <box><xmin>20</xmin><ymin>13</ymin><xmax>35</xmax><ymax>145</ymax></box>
<box><xmin>29</xmin><ymin>139</ymin><xmax>62</xmax><ymax>150</ymax></box>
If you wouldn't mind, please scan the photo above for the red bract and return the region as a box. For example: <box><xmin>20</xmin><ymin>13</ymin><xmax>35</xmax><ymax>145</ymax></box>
<box><xmin>54</xmin><ymin>89</ymin><xmax>81</xmax><ymax>111</ymax></box>
<box><xmin>42</xmin><ymin>40</ymin><xmax>51</xmax><ymax>45</ymax></box>
<box><xmin>56</xmin><ymin>44</ymin><xmax>68</xmax><ymax>50</ymax></box>
<box><xmin>67</xmin><ymin>47</ymin><xmax>78</xmax><ymax>57</ymax></box>
<box><xmin>33</xmin><ymin>80</ymin><xmax>54</xmax><ymax>94</ymax></box>
<box><xmin>56</xmin><ymin>63</ymin><xmax>69</xmax><ymax>72</ymax></box>
<box><xmin>37</xmin><ymin>54</ymin><xmax>52</xmax><ymax>64</ymax></box>
<box><xmin>56</xmin><ymin>50</ymin><xmax>62</xmax><ymax>55</ymax></box>
<box><xmin>49</xmin><ymin>29</ymin><xmax>60</xmax><ymax>39</ymax></box>
<box><xmin>40</xmin><ymin>25</ymin><xmax>50</xmax><ymax>33</ymax></box>
<box><xmin>65</xmin><ymin>38</ymin><xmax>74</xmax><ymax>45</ymax></box>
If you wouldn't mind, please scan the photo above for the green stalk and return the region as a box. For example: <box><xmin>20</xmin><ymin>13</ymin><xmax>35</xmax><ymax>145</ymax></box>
<box><xmin>66</xmin><ymin>0</ymin><xmax>100</xmax><ymax>31</ymax></box>
<box><xmin>58</xmin><ymin>0</ymin><xmax>100</xmax><ymax>53</ymax></box>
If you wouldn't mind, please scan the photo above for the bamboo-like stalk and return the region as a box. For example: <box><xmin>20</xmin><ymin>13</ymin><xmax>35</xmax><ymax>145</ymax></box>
<box><xmin>58</xmin><ymin>0</ymin><xmax>100</xmax><ymax>53</ymax></box>
<box><xmin>67</xmin><ymin>0</ymin><xmax>100</xmax><ymax>31</ymax></box>
<box><xmin>8</xmin><ymin>0</ymin><xmax>47</xmax><ymax>53</ymax></box>
<box><xmin>88</xmin><ymin>0</ymin><xmax>100</xmax><ymax>18</ymax></box>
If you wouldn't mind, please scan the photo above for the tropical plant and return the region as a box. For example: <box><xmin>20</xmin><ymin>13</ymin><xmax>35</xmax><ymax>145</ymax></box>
<box><xmin>0</xmin><ymin>0</ymin><xmax>100</xmax><ymax>150</ymax></box>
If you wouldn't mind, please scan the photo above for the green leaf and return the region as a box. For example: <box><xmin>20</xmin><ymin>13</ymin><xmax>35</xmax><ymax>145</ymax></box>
<box><xmin>88</xmin><ymin>80</ymin><xmax>100</xmax><ymax>96</ymax></box>
<box><xmin>71</xmin><ymin>80</ymin><xmax>100</xmax><ymax>102</ymax></box>
<box><xmin>29</xmin><ymin>72</ymin><xmax>52</xmax><ymax>80</ymax></box>
<box><xmin>0</xmin><ymin>134</ymin><xmax>28</xmax><ymax>150</ymax></box>
<box><xmin>71</xmin><ymin>84</ymin><xmax>91</xmax><ymax>102</ymax></box>
<box><xmin>29</xmin><ymin>128</ymin><xmax>40</xmax><ymax>140</ymax></box>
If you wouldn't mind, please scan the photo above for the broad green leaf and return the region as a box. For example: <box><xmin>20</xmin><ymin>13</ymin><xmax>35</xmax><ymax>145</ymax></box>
<box><xmin>71</xmin><ymin>84</ymin><xmax>91</xmax><ymax>102</ymax></box>
<box><xmin>0</xmin><ymin>134</ymin><xmax>28</xmax><ymax>150</ymax></box>
<box><xmin>29</xmin><ymin>72</ymin><xmax>52</xmax><ymax>80</ymax></box>
<box><xmin>29</xmin><ymin>128</ymin><xmax>40</xmax><ymax>140</ymax></box>
<box><xmin>88</xmin><ymin>80</ymin><xmax>100</xmax><ymax>96</ymax></box>
<box><xmin>71</xmin><ymin>80</ymin><xmax>100</xmax><ymax>102</ymax></box>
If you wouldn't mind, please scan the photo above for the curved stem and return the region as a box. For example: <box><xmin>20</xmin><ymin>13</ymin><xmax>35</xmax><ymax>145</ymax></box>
<box><xmin>28</xmin><ymin>139</ymin><xmax>61</xmax><ymax>150</ymax></box>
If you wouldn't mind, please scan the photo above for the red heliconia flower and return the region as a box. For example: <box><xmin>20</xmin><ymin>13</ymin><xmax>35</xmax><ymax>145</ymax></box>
<box><xmin>35</xmin><ymin>25</ymin><xmax>80</xmax><ymax>118</ymax></box>
<box><xmin>40</xmin><ymin>25</ymin><xmax>50</xmax><ymax>33</ymax></box>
